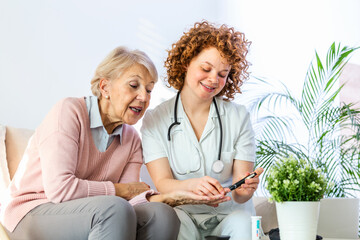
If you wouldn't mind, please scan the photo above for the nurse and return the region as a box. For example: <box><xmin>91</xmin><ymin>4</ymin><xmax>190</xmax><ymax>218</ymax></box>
<box><xmin>141</xmin><ymin>21</ymin><xmax>262</xmax><ymax>240</ymax></box>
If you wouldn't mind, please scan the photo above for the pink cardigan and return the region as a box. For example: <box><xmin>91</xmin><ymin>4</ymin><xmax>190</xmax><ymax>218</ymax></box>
<box><xmin>1</xmin><ymin>97</ymin><xmax>154</xmax><ymax>232</ymax></box>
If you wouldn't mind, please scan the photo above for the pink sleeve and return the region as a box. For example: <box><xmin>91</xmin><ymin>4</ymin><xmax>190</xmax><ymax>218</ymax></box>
<box><xmin>119</xmin><ymin>134</ymin><xmax>143</xmax><ymax>183</ymax></box>
<box><xmin>37</xmin><ymin>99</ymin><xmax>117</xmax><ymax>203</ymax></box>
<box><xmin>128</xmin><ymin>189</ymin><xmax>159</xmax><ymax>205</ymax></box>
<box><xmin>39</xmin><ymin>132</ymin><xmax>115</xmax><ymax>203</ymax></box>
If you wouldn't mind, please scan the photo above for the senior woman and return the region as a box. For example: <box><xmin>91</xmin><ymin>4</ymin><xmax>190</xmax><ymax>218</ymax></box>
<box><xmin>0</xmin><ymin>46</ymin><xmax>224</xmax><ymax>240</ymax></box>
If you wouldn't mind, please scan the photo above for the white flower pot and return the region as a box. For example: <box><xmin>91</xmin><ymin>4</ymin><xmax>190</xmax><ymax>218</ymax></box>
<box><xmin>275</xmin><ymin>201</ymin><xmax>320</xmax><ymax>240</ymax></box>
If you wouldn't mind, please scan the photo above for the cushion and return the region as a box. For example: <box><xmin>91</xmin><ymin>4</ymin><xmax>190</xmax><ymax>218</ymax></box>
<box><xmin>5</xmin><ymin>126</ymin><xmax>34</xmax><ymax>179</ymax></box>
<box><xmin>317</xmin><ymin>198</ymin><xmax>359</xmax><ymax>239</ymax></box>
<box><xmin>253</xmin><ymin>196</ymin><xmax>278</xmax><ymax>234</ymax></box>
<box><xmin>0</xmin><ymin>124</ymin><xmax>10</xmax><ymax>194</ymax></box>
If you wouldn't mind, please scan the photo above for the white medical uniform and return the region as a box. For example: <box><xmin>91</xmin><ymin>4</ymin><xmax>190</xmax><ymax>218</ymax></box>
<box><xmin>141</xmin><ymin>95</ymin><xmax>256</xmax><ymax>240</ymax></box>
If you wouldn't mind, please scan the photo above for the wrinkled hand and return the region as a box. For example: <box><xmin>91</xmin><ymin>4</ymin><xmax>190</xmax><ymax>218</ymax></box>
<box><xmin>114</xmin><ymin>182</ymin><xmax>150</xmax><ymax>200</ymax></box>
<box><xmin>158</xmin><ymin>190</ymin><xmax>231</xmax><ymax>207</ymax></box>
<box><xmin>189</xmin><ymin>176</ymin><xmax>226</xmax><ymax>197</ymax></box>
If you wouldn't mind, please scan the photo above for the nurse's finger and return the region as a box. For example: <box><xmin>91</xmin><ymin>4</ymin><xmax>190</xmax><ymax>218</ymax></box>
<box><xmin>194</xmin><ymin>188</ymin><xmax>206</xmax><ymax>196</ymax></box>
<box><xmin>196</xmin><ymin>177</ymin><xmax>222</xmax><ymax>195</ymax></box>
<box><xmin>254</xmin><ymin>167</ymin><xmax>264</xmax><ymax>176</ymax></box>
<box><xmin>199</xmin><ymin>185</ymin><xmax>216</xmax><ymax>196</ymax></box>
<box><xmin>241</xmin><ymin>181</ymin><xmax>258</xmax><ymax>189</ymax></box>
<box><xmin>240</xmin><ymin>183</ymin><xmax>258</xmax><ymax>195</ymax></box>
<box><xmin>223</xmin><ymin>187</ymin><xmax>231</xmax><ymax>194</ymax></box>
<box><xmin>203</xmin><ymin>183</ymin><xmax>221</xmax><ymax>196</ymax></box>
<box><xmin>201</xmin><ymin>184</ymin><xmax>221</xmax><ymax>196</ymax></box>
<box><xmin>204</xmin><ymin>176</ymin><xmax>225</xmax><ymax>195</ymax></box>
<box><xmin>245</xmin><ymin>176</ymin><xmax>260</xmax><ymax>185</ymax></box>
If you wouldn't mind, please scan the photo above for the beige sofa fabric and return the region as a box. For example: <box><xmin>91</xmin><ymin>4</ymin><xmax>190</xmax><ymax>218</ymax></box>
<box><xmin>253</xmin><ymin>196</ymin><xmax>278</xmax><ymax>234</ymax></box>
<box><xmin>0</xmin><ymin>125</ymin><xmax>33</xmax><ymax>240</ymax></box>
<box><xmin>5</xmin><ymin>126</ymin><xmax>34</xmax><ymax>180</ymax></box>
<box><xmin>0</xmin><ymin>125</ymin><xmax>10</xmax><ymax>194</ymax></box>
<box><xmin>0</xmin><ymin>223</ymin><xmax>9</xmax><ymax>240</ymax></box>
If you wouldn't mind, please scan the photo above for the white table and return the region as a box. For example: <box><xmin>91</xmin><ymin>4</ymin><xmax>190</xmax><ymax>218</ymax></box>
<box><xmin>262</xmin><ymin>237</ymin><xmax>358</xmax><ymax>240</ymax></box>
<box><xmin>323</xmin><ymin>239</ymin><xmax>359</xmax><ymax>240</ymax></box>
<box><xmin>261</xmin><ymin>236</ymin><xmax>359</xmax><ymax>240</ymax></box>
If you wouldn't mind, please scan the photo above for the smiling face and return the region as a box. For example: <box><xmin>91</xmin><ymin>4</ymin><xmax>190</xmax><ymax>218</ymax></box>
<box><xmin>99</xmin><ymin>63</ymin><xmax>155</xmax><ymax>129</ymax></box>
<box><xmin>182</xmin><ymin>47</ymin><xmax>230</xmax><ymax>101</ymax></box>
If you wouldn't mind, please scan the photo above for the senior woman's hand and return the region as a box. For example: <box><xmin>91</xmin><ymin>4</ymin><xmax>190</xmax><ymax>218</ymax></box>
<box><xmin>114</xmin><ymin>182</ymin><xmax>150</xmax><ymax>200</ymax></box>
<box><xmin>148</xmin><ymin>190</ymin><xmax>231</xmax><ymax>207</ymax></box>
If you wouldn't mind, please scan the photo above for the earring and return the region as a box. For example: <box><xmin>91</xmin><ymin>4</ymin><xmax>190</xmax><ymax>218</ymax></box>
<box><xmin>105</xmin><ymin>96</ymin><xmax>109</xmax><ymax>99</ymax></box>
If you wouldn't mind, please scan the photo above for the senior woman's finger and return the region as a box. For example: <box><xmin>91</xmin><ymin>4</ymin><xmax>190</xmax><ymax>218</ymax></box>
<box><xmin>153</xmin><ymin>190</ymin><xmax>233</xmax><ymax>207</ymax></box>
<box><xmin>140</xmin><ymin>182</ymin><xmax>151</xmax><ymax>189</ymax></box>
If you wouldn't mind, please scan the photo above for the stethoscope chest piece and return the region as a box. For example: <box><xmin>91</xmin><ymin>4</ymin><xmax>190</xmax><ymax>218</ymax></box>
<box><xmin>212</xmin><ymin>160</ymin><xmax>224</xmax><ymax>174</ymax></box>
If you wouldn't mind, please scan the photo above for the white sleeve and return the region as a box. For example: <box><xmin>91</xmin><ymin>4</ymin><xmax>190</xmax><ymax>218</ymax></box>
<box><xmin>233</xmin><ymin>106</ymin><xmax>256</xmax><ymax>162</ymax></box>
<box><xmin>140</xmin><ymin>110</ymin><xmax>168</xmax><ymax>164</ymax></box>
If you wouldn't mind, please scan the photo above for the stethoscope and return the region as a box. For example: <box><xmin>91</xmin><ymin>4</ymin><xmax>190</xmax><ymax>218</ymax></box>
<box><xmin>167</xmin><ymin>91</ymin><xmax>224</xmax><ymax>174</ymax></box>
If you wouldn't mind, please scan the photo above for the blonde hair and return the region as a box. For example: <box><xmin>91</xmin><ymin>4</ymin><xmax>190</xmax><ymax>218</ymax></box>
<box><xmin>91</xmin><ymin>46</ymin><xmax>158</xmax><ymax>97</ymax></box>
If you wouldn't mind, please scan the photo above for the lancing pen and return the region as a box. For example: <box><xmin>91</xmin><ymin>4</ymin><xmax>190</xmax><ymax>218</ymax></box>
<box><xmin>228</xmin><ymin>172</ymin><xmax>257</xmax><ymax>191</ymax></box>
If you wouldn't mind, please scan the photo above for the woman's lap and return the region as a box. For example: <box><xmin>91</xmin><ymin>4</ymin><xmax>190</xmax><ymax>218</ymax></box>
<box><xmin>6</xmin><ymin>196</ymin><xmax>179</xmax><ymax>240</ymax></box>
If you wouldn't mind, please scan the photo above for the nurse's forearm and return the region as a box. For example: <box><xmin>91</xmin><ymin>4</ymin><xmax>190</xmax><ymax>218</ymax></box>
<box><xmin>232</xmin><ymin>191</ymin><xmax>253</xmax><ymax>204</ymax></box>
<box><xmin>155</xmin><ymin>178</ymin><xmax>195</xmax><ymax>193</ymax></box>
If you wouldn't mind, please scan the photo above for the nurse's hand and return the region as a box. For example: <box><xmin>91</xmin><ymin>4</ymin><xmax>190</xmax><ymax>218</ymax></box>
<box><xmin>148</xmin><ymin>190</ymin><xmax>231</xmax><ymax>207</ymax></box>
<box><xmin>114</xmin><ymin>182</ymin><xmax>151</xmax><ymax>200</ymax></box>
<box><xmin>189</xmin><ymin>176</ymin><xmax>227</xmax><ymax>197</ymax></box>
<box><xmin>234</xmin><ymin>167</ymin><xmax>264</xmax><ymax>199</ymax></box>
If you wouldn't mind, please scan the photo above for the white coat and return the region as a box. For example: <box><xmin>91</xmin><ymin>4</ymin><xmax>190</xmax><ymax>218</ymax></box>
<box><xmin>141</xmin><ymin>95</ymin><xmax>256</xmax><ymax>226</ymax></box>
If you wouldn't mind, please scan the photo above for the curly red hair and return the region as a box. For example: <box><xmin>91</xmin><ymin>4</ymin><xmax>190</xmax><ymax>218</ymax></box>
<box><xmin>165</xmin><ymin>21</ymin><xmax>251</xmax><ymax>101</ymax></box>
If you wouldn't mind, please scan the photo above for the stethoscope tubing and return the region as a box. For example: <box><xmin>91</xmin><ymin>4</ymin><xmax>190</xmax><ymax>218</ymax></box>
<box><xmin>167</xmin><ymin>91</ymin><xmax>223</xmax><ymax>175</ymax></box>
<box><xmin>213</xmin><ymin>94</ymin><xmax>222</xmax><ymax>161</ymax></box>
<box><xmin>167</xmin><ymin>92</ymin><xmax>181</xmax><ymax>141</ymax></box>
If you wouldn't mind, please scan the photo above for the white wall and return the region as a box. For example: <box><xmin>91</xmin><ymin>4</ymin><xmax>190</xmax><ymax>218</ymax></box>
<box><xmin>225</xmin><ymin>0</ymin><xmax>360</xmax><ymax>97</ymax></box>
<box><xmin>1</xmin><ymin>0</ymin><xmax>359</xmax><ymax>131</ymax></box>
<box><xmin>0</xmin><ymin>0</ymin><xmax>227</xmax><ymax>129</ymax></box>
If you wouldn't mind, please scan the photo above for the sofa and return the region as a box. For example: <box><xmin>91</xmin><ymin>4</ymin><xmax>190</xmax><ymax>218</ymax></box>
<box><xmin>1</xmin><ymin>125</ymin><xmax>359</xmax><ymax>240</ymax></box>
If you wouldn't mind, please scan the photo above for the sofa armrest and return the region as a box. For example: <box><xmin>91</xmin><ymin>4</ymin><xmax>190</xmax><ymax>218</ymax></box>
<box><xmin>253</xmin><ymin>196</ymin><xmax>278</xmax><ymax>234</ymax></box>
<box><xmin>0</xmin><ymin>223</ymin><xmax>10</xmax><ymax>240</ymax></box>
<box><xmin>5</xmin><ymin>126</ymin><xmax>34</xmax><ymax>180</ymax></box>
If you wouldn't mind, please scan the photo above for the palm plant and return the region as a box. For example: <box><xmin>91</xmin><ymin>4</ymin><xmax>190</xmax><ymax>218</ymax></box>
<box><xmin>242</xmin><ymin>42</ymin><xmax>360</xmax><ymax>198</ymax></box>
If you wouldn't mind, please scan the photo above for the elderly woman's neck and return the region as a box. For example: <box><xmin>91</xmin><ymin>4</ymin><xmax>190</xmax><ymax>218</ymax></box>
<box><xmin>98</xmin><ymin>98</ymin><xmax>123</xmax><ymax>134</ymax></box>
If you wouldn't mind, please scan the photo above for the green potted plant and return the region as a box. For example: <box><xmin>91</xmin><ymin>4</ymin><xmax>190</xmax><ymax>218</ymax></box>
<box><xmin>239</xmin><ymin>42</ymin><xmax>360</xmax><ymax>237</ymax></box>
<box><xmin>240</xmin><ymin>42</ymin><xmax>360</xmax><ymax>197</ymax></box>
<box><xmin>266</xmin><ymin>155</ymin><xmax>328</xmax><ymax>240</ymax></box>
